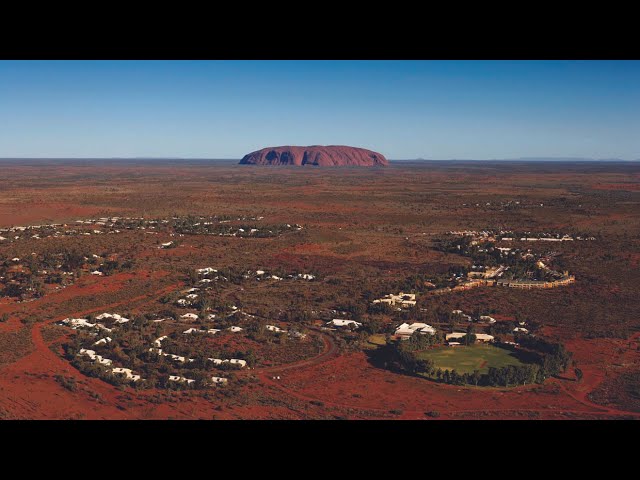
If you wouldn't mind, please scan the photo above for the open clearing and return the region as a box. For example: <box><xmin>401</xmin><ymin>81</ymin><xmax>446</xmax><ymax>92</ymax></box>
<box><xmin>416</xmin><ymin>344</ymin><xmax>528</xmax><ymax>374</ymax></box>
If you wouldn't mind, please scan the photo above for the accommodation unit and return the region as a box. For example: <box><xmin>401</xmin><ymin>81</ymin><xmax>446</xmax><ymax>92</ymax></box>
<box><xmin>475</xmin><ymin>333</ymin><xmax>495</xmax><ymax>342</ymax></box>
<box><xmin>480</xmin><ymin>315</ymin><xmax>496</xmax><ymax>323</ymax></box>
<box><xmin>168</xmin><ymin>375</ymin><xmax>195</xmax><ymax>384</ymax></box>
<box><xmin>373</xmin><ymin>292</ymin><xmax>417</xmax><ymax>308</ymax></box>
<box><xmin>496</xmin><ymin>275</ymin><xmax>575</xmax><ymax>289</ymax></box>
<box><xmin>326</xmin><ymin>319</ymin><xmax>362</xmax><ymax>329</ymax></box>
<box><xmin>445</xmin><ymin>332</ymin><xmax>494</xmax><ymax>343</ymax></box>
<box><xmin>196</xmin><ymin>267</ymin><xmax>217</xmax><ymax>275</ymax></box>
<box><xmin>112</xmin><ymin>367</ymin><xmax>141</xmax><ymax>382</ymax></box>
<box><xmin>208</xmin><ymin>358</ymin><xmax>247</xmax><ymax>368</ymax></box>
<box><xmin>96</xmin><ymin>313</ymin><xmax>130</xmax><ymax>323</ymax></box>
<box><xmin>266</xmin><ymin>325</ymin><xmax>286</xmax><ymax>333</ymax></box>
<box><xmin>395</xmin><ymin>322</ymin><xmax>436</xmax><ymax>339</ymax></box>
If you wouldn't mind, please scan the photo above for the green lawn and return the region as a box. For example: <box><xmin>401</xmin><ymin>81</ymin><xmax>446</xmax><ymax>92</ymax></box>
<box><xmin>416</xmin><ymin>344</ymin><xmax>526</xmax><ymax>375</ymax></box>
<box><xmin>367</xmin><ymin>334</ymin><xmax>387</xmax><ymax>346</ymax></box>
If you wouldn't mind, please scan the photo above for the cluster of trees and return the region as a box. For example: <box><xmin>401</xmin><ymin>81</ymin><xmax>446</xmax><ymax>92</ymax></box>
<box><xmin>173</xmin><ymin>219</ymin><xmax>291</xmax><ymax>238</ymax></box>
<box><xmin>485</xmin><ymin>363</ymin><xmax>542</xmax><ymax>387</ymax></box>
<box><xmin>515</xmin><ymin>335</ymin><xmax>572</xmax><ymax>376</ymax></box>
<box><xmin>385</xmin><ymin>331</ymin><xmax>572</xmax><ymax>388</ymax></box>
<box><xmin>98</xmin><ymin>259</ymin><xmax>134</xmax><ymax>276</ymax></box>
<box><xmin>434</xmin><ymin>236</ymin><xmax>551</xmax><ymax>279</ymax></box>
<box><xmin>64</xmin><ymin>322</ymin><xmax>247</xmax><ymax>390</ymax></box>
<box><xmin>0</xmin><ymin>248</ymin><xmax>135</xmax><ymax>301</ymax></box>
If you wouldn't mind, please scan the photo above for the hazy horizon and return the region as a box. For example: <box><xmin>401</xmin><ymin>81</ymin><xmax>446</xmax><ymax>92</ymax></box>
<box><xmin>0</xmin><ymin>156</ymin><xmax>638</xmax><ymax>162</ymax></box>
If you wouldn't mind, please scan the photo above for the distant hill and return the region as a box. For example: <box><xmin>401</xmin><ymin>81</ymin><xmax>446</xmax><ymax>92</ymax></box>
<box><xmin>239</xmin><ymin>145</ymin><xmax>389</xmax><ymax>166</ymax></box>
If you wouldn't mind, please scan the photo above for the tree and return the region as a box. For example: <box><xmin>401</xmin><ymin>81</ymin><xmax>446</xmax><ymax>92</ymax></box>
<box><xmin>471</xmin><ymin>369</ymin><xmax>481</xmax><ymax>386</ymax></box>
<box><xmin>574</xmin><ymin>367</ymin><xmax>583</xmax><ymax>383</ymax></box>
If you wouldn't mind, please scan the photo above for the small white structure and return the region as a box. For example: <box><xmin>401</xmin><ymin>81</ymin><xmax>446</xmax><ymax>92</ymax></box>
<box><xmin>78</xmin><ymin>348</ymin><xmax>113</xmax><ymax>366</ymax></box>
<box><xmin>112</xmin><ymin>367</ymin><xmax>141</xmax><ymax>381</ymax></box>
<box><xmin>180</xmin><ymin>313</ymin><xmax>199</xmax><ymax>321</ymax></box>
<box><xmin>513</xmin><ymin>327</ymin><xmax>529</xmax><ymax>334</ymax></box>
<box><xmin>168</xmin><ymin>375</ymin><xmax>195</xmax><ymax>384</ymax></box>
<box><xmin>266</xmin><ymin>325</ymin><xmax>286</xmax><ymax>333</ymax></box>
<box><xmin>62</xmin><ymin>318</ymin><xmax>95</xmax><ymax>329</ymax></box>
<box><xmin>395</xmin><ymin>322</ymin><xmax>436</xmax><ymax>339</ymax></box>
<box><xmin>296</xmin><ymin>273</ymin><xmax>315</xmax><ymax>280</ymax></box>
<box><xmin>480</xmin><ymin>315</ymin><xmax>496</xmax><ymax>323</ymax></box>
<box><xmin>211</xmin><ymin>376</ymin><xmax>228</xmax><ymax>384</ymax></box>
<box><xmin>228</xmin><ymin>326</ymin><xmax>243</xmax><ymax>333</ymax></box>
<box><xmin>373</xmin><ymin>292</ymin><xmax>417</xmax><ymax>308</ymax></box>
<box><xmin>160</xmin><ymin>241</ymin><xmax>174</xmax><ymax>248</ymax></box>
<box><xmin>326</xmin><ymin>319</ymin><xmax>362</xmax><ymax>329</ymax></box>
<box><xmin>208</xmin><ymin>358</ymin><xmax>247</xmax><ymax>368</ymax></box>
<box><xmin>446</xmin><ymin>332</ymin><xmax>494</xmax><ymax>343</ymax></box>
<box><xmin>93</xmin><ymin>337</ymin><xmax>112</xmax><ymax>346</ymax></box>
<box><xmin>196</xmin><ymin>267</ymin><xmax>217</xmax><ymax>275</ymax></box>
<box><xmin>95</xmin><ymin>313</ymin><xmax>130</xmax><ymax>324</ymax></box>
<box><xmin>91</xmin><ymin>270</ymin><xmax>104</xmax><ymax>276</ymax></box>
<box><xmin>475</xmin><ymin>333</ymin><xmax>495</xmax><ymax>342</ymax></box>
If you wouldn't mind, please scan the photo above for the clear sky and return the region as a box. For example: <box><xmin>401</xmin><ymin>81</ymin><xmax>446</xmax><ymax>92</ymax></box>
<box><xmin>0</xmin><ymin>60</ymin><xmax>638</xmax><ymax>159</ymax></box>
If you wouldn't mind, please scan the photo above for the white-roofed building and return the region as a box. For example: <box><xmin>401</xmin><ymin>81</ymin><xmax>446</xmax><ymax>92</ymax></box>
<box><xmin>395</xmin><ymin>322</ymin><xmax>436</xmax><ymax>339</ymax></box>
<box><xmin>326</xmin><ymin>319</ymin><xmax>362</xmax><ymax>329</ymax></box>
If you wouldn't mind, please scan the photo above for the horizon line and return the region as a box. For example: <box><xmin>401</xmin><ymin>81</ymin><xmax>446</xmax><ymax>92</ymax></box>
<box><xmin>0</xmin><ymin>157</ymin><xmax>638</xmax><ymax>162</ymax></box>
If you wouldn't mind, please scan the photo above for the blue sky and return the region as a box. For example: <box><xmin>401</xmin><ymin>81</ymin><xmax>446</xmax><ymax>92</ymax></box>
<box><xmin>0</xmin><ymin>60</ymin><xmax>638</xmax><ymax>159</ymax></box>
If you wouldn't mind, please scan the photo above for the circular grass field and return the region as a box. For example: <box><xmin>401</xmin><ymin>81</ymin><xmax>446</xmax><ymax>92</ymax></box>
<box><xmin>416</xmin><ymin>344</ymin><xmax>529</xmax><ymax>375</ymax></box>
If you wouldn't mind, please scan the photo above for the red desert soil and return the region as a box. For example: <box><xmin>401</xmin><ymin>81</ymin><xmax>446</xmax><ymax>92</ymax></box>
<box><xmin>0</xmin><ymin>203</ymin><xmax>119</xmax><ymax>227</ymax></box>
<box><xmin>591</xmin><ymin>183</ymin><xmax>640</xmax><ymax>191</ymax></box>
<box><xmin>240</xmin><ymin>145</ymin><xmax>389</xmax><ymax>167</ymax></box>
<box><xmin>257</xmin><ymin>340</ymin><xmax>640</xmax><ymax>419</ymax></box>
<box><xmin>0</xmin><ymin>271</ymin><xmax>185</xmax><ymax>419</ymax></box>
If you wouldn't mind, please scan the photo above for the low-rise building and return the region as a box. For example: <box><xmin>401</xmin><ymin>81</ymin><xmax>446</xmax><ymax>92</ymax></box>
<box><xmin>445</xmin><ymin>332</ymin><xmax>494</xmax><ymax>343</ymax></box>
<box><xmin>373</xmin><ymin>292</ymin><xmax>417</xmax><ymax>308</ymax></box>
<box><xmin>395</xmin><ymin>322</ymin><xmax>436</xmax><ymax>339</ymax></box>
<box><xmin>326</xmin><ymin>319</ymin><xmax>362</xmax><ymax>329</ymax></box>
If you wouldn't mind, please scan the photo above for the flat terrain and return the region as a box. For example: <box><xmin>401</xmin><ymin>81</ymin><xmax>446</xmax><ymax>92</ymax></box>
<box><xmin>0</xmin><ymin>159</ymin><xmax>639</xmax><ymax>420</ymax></box>
<box><xmin>416</xmin><ymin>344</ymin><xmax>527</xmax><ymax>375</ymax></box>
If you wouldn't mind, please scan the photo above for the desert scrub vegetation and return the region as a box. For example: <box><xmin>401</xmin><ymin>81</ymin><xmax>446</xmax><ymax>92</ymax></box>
<box><xmin>0</xmin><ymin>325</ymin><xmax>33</xmax><ymax>367</ymax></box>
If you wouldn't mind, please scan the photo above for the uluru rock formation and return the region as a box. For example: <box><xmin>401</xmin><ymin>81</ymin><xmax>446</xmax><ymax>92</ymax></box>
<box><xmin>239</xmin><ymin>145</ymin><xmax>389</xmax><ymax>167</ymax></box>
